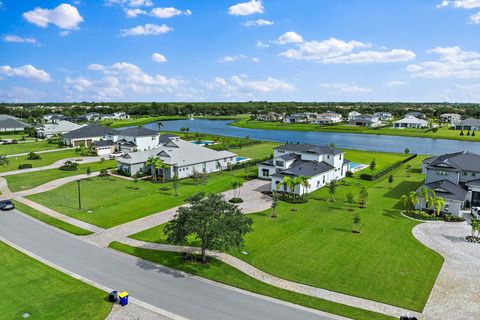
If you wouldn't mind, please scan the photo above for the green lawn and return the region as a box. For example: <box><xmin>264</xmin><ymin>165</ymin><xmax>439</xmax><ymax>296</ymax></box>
<box><xmin>230</xmin><ymin>141</ymin><xmax>280</xmax><ymax>159</ymax></box>
<box><xmin>231</xmin><ymin>117</ymin><xmax>480</xmax><ymax>142</ymax></box>
<box><xmin>0</xmin><ymin>140</ymin><xmax>62</xmax><ymax>155</ymax></box>
<box><xmin>131</xmin><ymin>157</ymin><xmax>442</xmax><ymax>312</ymax></box>
<box><xmin>27</xmin><ymin>169</ymin><xmax>251</xmax><ymax>228</ymax></box>
<box><xmin>12</xmin><ymin>200</ymin><xmax>93</xmax><ymax>236</ymax></box>
<box><xmin>110</xmin><ymin>242</ymin><xmax>394</xmax><ymax>320</ymax></box>
<box><xmin>6</xmin><ymin>160</ymin><xmax>116</xmax><ymax>192</ymax></box>
<box><xmin>103</xmin><ymin>116</ymin><xmax>187</xmax><ymax>128</ymax></box>
<box><xmin>0</xmin><ymin>241</ymin><xmax>111</xmax><ymax>320</ymax></box>
<box><xmin>1</xmin><ymin>149</ymin><xmax>79</xmax><ymax>173</ymax></box>
<box><xmin>343</xmin><ymin>149</ymin><xmax>408</xmax><ymax>175</ymax></box>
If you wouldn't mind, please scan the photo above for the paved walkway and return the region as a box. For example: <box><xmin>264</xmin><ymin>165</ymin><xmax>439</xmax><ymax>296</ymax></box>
<box><xmin>6</xmin><ymin>147</ymin><xmax>75</xmax><ymax>158</ymax></box>
<box><xmin>85</xmin><ymin>179</ymin><xmax>272</xmax><ymax>246</ymax></box>
<box><xmin>0</xmin><ymin>156</ymin><xmax>105</xmax><ymax>176</ymax></box>
<box><xmin>413</xmin><ymin>219</ymin><xmax>480</xmax><ymax>320</ymax></box>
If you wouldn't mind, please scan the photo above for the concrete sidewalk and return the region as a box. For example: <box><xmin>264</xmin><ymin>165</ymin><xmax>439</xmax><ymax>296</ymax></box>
<box><xmin>0</xmin><ymin>156</ymin><xmax>105</xmax><ymax>176</ymax></box>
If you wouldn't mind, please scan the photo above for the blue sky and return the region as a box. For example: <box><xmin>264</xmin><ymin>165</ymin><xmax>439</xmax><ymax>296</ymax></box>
<box><xmin>1</xmin><ymin>0</ymin><xmax>480</xmax><ymax>102</ymax></box>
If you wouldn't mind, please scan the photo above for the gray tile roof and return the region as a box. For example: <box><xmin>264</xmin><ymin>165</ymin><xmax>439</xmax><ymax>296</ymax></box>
<box><xmin>428</xmin><ymin>151</ymin><xmax>480</xmax><ymax>172</ymax></box>
<box><xmin>118</xmin><ymin>127</ymin><xmax>158</xmax><ymax>137</ymax></box>
<box><xmin>456</xmin><ymin>117</ymin><xmax>480</xmax><ymax>127</ymax></box>
<box><xmin>0</xmin><ymin>118</ymin><xmax>29</xmax><ymax>129</ymax></box>
<box><xmin>272</xmin><ymin>160</ymin><xmax>335</xmax><ymax>178</ymax></box>
<box><xmin>159</xmin><ymin>134</ymin><xmax>179</xmax><ymax>144</ymax></box>
<box><xmin>277</xmin><ymin>154</ymin><xmax>300</xmax><ymax>161</ymax></box>
<box><xmin>466</xmin><ymin>179</ymin><xmax>480</xmax><ymax>187</ymax></box>
<box><xmin>274</xmin><ymin>143</ymin><xmax>343</xmax><ymax>155</ymax></box>
<box><xmin>424</xmin><ymin>180</ymin><xmax>468</xmax><ymax>201</ymax></box>
<box><xmin>62</xmin><ymin>125</ymin><xmax>119</xmax><ymax>139</ymax></box>
<box><xmin>92</xmin><ymin>140</ymin><xmax>115</xmax><ymax>147</ymax></box>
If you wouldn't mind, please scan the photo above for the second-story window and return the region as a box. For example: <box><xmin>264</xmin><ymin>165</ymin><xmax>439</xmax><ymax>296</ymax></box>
<box><xmin>275</xmin><ymin>161</ymin><xmax>284</xmax><ymax>167</ymax></box>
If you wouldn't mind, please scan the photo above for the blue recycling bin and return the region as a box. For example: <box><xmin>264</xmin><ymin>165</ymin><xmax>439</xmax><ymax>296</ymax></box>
<box><xmin>118</xmin><ymin>291</ymin><xmax>129</xmax><ymax>306</ymax></box>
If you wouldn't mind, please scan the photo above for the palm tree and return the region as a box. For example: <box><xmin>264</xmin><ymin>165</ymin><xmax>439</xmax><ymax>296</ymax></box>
<box><xmin>400</xmin><ymin>191</ymin><xmax>419</xmax><ymax>213</ymax></box>
<box><xmin>433</xmin><ymin>197</ymin><xmax>445</xmax><ymax>216</ymax></box>
<box><xmin>420</xmin><ymin>187</ymin><xmax>433</xmax><ymax>212</ymax></box>
<box><xmin>158</xmin><ymin>160</ymin><xmax>171</xmax><ymax>182</ymax></box>
<box><xmin>298</xmin><ymin>175</ymin><xmax>311</xmax><ymax>199</ymax></box>
<box><xmin>282</xmin><ymin>176</ymin><xmax>297</xmax><ymax>202</ymax></box>
<box><xmin>156</xmin><ymin>121</ymin><xmax>164</xmax><ymax>133</ymax></box>
<box><xmin>145</xmin><ymin>156</ymin><xmax>161</xmax><ymax>182</ymax></box>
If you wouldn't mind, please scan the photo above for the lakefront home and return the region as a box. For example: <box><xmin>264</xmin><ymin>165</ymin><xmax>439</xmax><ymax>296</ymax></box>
<box><xmin>373</xmin><ymin>112</ymin><xmax>393</xmax><ymax>121</ymax></box>
<box><xmin>312</xmin><ymin>112</ymin><xmax>343</xmax><ymax>124</ymax></box>
<box><xmin>36</xmin><ymin>120</ymin><xmax>84</xmax><ymax>138</ymax></box>
<box><xmin>347</xmin><ymin>111</ymin><xmax>361</xmax><ymax>121</ymax></box>
<box><xmin>454</xmin><ymin>118</ymin><xmax>480</xmax><ymax>131</ymax></box>
<box><xmin>116</xmin><ymin>135</ymin><xmax>237</xmax><ymax>179</ymax></box>
<box><xmin>392</xmin><ymin>116</ymin><xmax>428</xmax><ymax>129</ymax></box>
<box><xmin>440</xmin><ymin>113</ymin><xmax>461</xmax><ymax>125</ymax></box>
<box><xmin>258</xmin><ymin>143</ymin><xmax>349</xmax><ymax>195</ymax></box>
<box><xmin>0</xmin><ymin>115</ymin><xmax>29</xmax><ymax>132</ymax></box>
<box><xmin>417</xmin><ymin>151</ymin><xmax>480</xmax><ymax>217</ymax></box>
<box><xmin>350</xmin><ymin>114</ymin><xmax>381</xmax><ymax>127</ymax></box>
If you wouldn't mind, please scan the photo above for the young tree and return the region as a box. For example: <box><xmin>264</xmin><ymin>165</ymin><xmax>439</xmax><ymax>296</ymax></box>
<box><xmin>86</xmin><ymin>167</ymin><xmax>91</xmax><ymax>176</ymax></box>
<box><xmin>0</xmin><ymin>155</ymin><xmax>9</xmax><ymax>167</ymax></box>
<box><xmin>270</xmin><ymin>191</ymin><xmax>279</xmax><ymax>218</ymax></box>
<box><xmin>388</xmin><ymin>174</ymin><xmax>394</xmax><ymax>189</ymax></box>
<box><xmin>346</xmin><ymin>190</ymin><xmax>355</xmax><ymax>211</ymax></box>
<box><xmin>328</xmin><ymin>180</ymin><xmax>337</xmax><ymax>202</ymax></box>
<box><xmin>433</xmin><ymin>197</ymin><xmax>445</xmax><ymax>216</ymax></box>
<box><xmin>352</xmin><ymin>214</ymin><xmax>362</xmax><ymax>233</ymax></box>
<box><xmin>172</xmin><ymin>174</ymin><xmax>179</xmax><ymax>196</ymax></box>
<box><xmin>164</xmin><ymin>193</ymin><xmax>253</xmax><ymax>263</ymax></box>
<box><xmin>370</xmin><ymin>159</ymin><xmax>376</xmax><ymax>175</ymax></box>
<box><xmin>230</xmin><ymin>180</ymin><xmax>243</xmax><ymax>199</ymax></box>
<box><xmin>400</xmin><ymin>191</ymin><xmax>419</xmax><ymax>213</ymax></box>
<box><xmin>193</xmin><ymin>170</ymin><xmax>200</xmax><ymax>186</ymax></box>
<box><xmin>405</xmin><ymin>164</ymin><xmax>412</xmax><ymax>177</ymax></box>
<box><xmin>358</xmin><ymin>186</ymin><xmax>369</xmax><ymax>208</ymax></box>
<box><xmin>133</xmin><ymin>174</ymin><xmax>139</xmax><ymax>189</ymax></box>
<box><xmin>470</xmin><ymin>219</ymin><xmax>480</xmax><ymax>238</ymax></box>
<box><xmin>404</xmin><ymin>148</ymin><xmax>410</xmax><ymax>155</ymax></box>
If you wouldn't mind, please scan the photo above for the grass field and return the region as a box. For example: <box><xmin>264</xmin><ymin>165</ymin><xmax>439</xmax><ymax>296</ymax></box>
<box><xmin>231</xmin><ymin>117</ymin><xmax>480</xmax><ymax>142</ymax></box>
<box><xmin>228</xmin><ymin>141</ymin><xmax>280</xmax><ymax>159</ymax></box>
<box><xmin>110</xmin><ymin>242</ymin><xmax>394</xmax><ymax>320</ymax></box>
<box><xmin>0</xmin><ymin>140</ymin><xmax>62</xmax><ymax>155</ymax></box>
<box><xmin>103</xmin><ymin>116</ymin><xmax>187</xmax><ymax>128</ymax></box>
<box><xmin>0</xmin><ymin>241</ymin><xmax>111</xmax><ymax>320</ymax></box>
<box><xmin>131</xmin><ymin>157</ymin><xmax>442</xmax><ymax>312</ymax></box>
<box><xmin>6</xmin><ymin>160</ymin><xmax>116</xmax><ymax>192</ymax></box>
<box><xmin>27</xmin><ymin>168</ymin><xmax>253</xmax><ymax>228</ymax></box>
<box><xmin>0</xmin><ymin>149</ymin><xmax>79</xmax><ymax>173</ymax></box>
<box><xmin>12</xmin><ymin>200</ymin><xmax>93</xmax><ymax>236</ymax></box>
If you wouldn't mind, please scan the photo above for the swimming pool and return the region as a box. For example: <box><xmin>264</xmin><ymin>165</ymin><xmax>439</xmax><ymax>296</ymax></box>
<box><xmin>191</xmin><ymin>140</ymin><xmax>214</xmax><ymax>146</ymax></box>
<box><xmin>236</xmin><ymin>156</ymin><xmax>250</xmax><ymax>162</ymax></box>
<box><xmin>348</xmin><ymin>162</ymin><xmax>367</xmax><ymax>172</ymax></box>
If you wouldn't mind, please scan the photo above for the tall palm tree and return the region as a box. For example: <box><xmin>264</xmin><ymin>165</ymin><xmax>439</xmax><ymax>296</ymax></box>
<box><xmin>298</xmin><ymin>175</ymin><xmax>311</xmax><ymax>199</ymax></box>
<box><xmin>282</xmin><ymin>176</ymin><xmax>296</xmax><ymax>202</ymax></box>
<box><xmin>420</xmin><ymin>187</ymin><xmax>434</xmax><ymax>212</ymax></box>
<box><xmin>400</xmin><ymin>191</ymin><xmax>419</xmax><ymax>213</ymax></box>
<box><xmin>156</xmin><ymin>121</ymin><xmax>164</xmax><ymax>133</ymax></box>
<box><xmin>145</xmin><ymin>156</ymin><xmax>161</xmax><ymax>182</ymax></box>
<box><xmin>158</xmin><ymin>160</ymin><xmax>171</xmax><ymax>182</ymax></box>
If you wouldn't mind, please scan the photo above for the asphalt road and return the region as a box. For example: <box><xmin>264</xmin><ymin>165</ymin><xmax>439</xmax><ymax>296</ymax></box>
<box><xmin>0</xmin><ymin>210</ymin><xmax>342</xmax><ymax>320</ymax></box>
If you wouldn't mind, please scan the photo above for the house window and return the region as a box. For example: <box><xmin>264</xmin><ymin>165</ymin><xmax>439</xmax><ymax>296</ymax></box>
<box><xmin>275</xmin><ymin>161</ymin><xmax>284</xmax><ymax>167</ymax></box>
<box><xmin>339</xmin><ymin>154</ymin><xmax>342</xmax><ymax>160</ymax></box>
<box><xmin>262</xmin><ymin>169</ymin><xmax>270</xmax><ymax>177</ymax></box>
<box><xmin>473</xmin><ymin>173</ymin><xmax>476</xmax><ymax>177</ymax></box>
<box><xmin>464</xmin><ymin>172</ymin><xmax>468</xmax><ymax>176</ymax></box>
<box><xmin>322</xmin><ymin>176</ymin><xmax>325</xmax><ymax>183</ymax></box>
<box><xmin>327</xmin><ymin>155</ymin><xmax>330</xmax><ymax>159</ymax></box>
<box><xmin>444</xmin><ymin>204</ymin><xmax>449</xmax><ymax>212</ymax></box>
<box><xmin>317</xmin><ymin>181</ymin><xmax>320</xmax><ymax>186</ymax></box>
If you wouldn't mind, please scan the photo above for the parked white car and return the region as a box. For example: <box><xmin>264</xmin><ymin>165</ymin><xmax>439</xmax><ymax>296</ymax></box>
<box><xmin>109</xmin><ymin>152</ymin><xmax>124</xmax><ymax>159</ymax></box>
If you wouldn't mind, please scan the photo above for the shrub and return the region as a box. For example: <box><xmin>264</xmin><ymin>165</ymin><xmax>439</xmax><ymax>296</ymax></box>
<box><xmin>27</xmin><ymin>152</ymin><xmax>41</xmax><ymax>160</ymax></box>
<box><xmin>460</xmin><ymin>130</ymin><xmax>464</xmax><ymax>136</ymax></box>
<box><xmin>345</xmin><ymin>170</ymin><xmax>353</xmax><ymax>177</ymax></box>
<box><xmin>159</xmin><ymin>186</ymin><xmax>171</xmax><ymax>191</ymax></box>
<box><xmin>228</xmin><ymin>197</ymin><xmax>244</xmax><ymax>204</ymax></box>
<box><xmin>18</xmin><ymin>163</ymin><xmax>33</xmax><ymax>170</ymax></box>
<box><xmin>99</xmin><ymin>169</ymin><xmax>109</xmax><ymax>177</ymax></box>
<box><xmin>59</xmin><ymin>161</ymin><xmax>78</xmax><ymax>171</ymax></box>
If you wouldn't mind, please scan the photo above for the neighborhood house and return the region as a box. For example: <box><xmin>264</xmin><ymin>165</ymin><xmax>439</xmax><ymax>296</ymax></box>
<box><xmin>116</xmin><ymin>135</ymin><xmax>237</xmax><ymax>179</ymax></box>
<box><xmin>312</xmin><ymin>112</ymin><xmax>343</xmax><ymax>124</ymax></box>
<box><xmin>350</xmin><ymin>114</ymin><xmax>381</xmax><ymax>127</ymax></box>
<box><xmin>417</xmin><ymin>151</ymin><xmax>480</xmax><ymax>217</ymax></box>
<box><xmin>258</xmin><ymin>143</ymin><xmax>349</xmax><ymax>195</ymax></box>
<box><xmin>36</xmin><ymin>120</ymin><xmax>84</xmax><ymax>138</ymax></box>
<box><xmin>455</xmin><ymin>118</ymin><xmax>480</xmax><ymax>131</ymax></box>
<box><xmin>392</xmin><ymin>116</ymin><xmax>428</xmax><ymax>129</ymax></box>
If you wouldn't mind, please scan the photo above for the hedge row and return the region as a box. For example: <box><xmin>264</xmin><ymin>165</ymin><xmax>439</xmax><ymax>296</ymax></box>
<box><xmin>359</xmin><ymin>154</ymin><xmax>417</xmax><ymax>181</ymax></box>
<box><xmin>226</xmin><ymin>155</ymin><xmax>273</xmax><ymax>171</ymax></box>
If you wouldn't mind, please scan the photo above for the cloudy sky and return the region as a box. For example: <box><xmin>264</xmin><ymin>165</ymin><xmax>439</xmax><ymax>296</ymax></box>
<box><xmin>1</xmin><ymin>0</ymin><xmax>480</xmax><ymax>102</ymax></box>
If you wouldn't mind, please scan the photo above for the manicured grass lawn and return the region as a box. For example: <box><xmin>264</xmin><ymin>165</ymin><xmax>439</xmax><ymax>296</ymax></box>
<box><xmin>0</xmin><ymin>241</ymin><xmax>111</xmax><ymax>320</ymax></box>
<box><xmin>0</xmin><ymin>140</ymin><xmax>62</xmax><ymax>155</ymax></box>
<box><xmin>343</xmin><ymin>149</ymin><xmax>408</xmax><ymax>175</ymax></box>
<box><xmin>232</xmin><ymin>118</ymin><xmax>480</xmax><ymax>142</ymax></box>
<box><xmin>0</xmin><ymin>149</ymin><xmax>79</xmax><ymax>173</ymax></box>
<box><xmin>103</xmin><ymin>116</ymin><xmax>187</xmax><ymax>128</ymax></box>
<box><xmin>110</xmin><ymin>242</ymin><xmax>394</xmax><ymax>320</ymax></box>
<box><xmin>27</xmin><ymin>169</ymin><xmax>250</xmax><ymax>228</ymax></box>
<box><xmin>131</xmin><ymin>157</ymin><xmax>442</xmax><ymax>312</ymax></box>
<box><xmin>6</xmin><ymin>160</ymin><xmax>116</xmax><ymax>192</ymax></box>
<box><xmin>230</xmin><ymin>141</ymin><xmax>280</xmax><ymax>159</ymax></box>
<box><xmin>12</xmin><ymin>200</ymin><xmax>93</xmax><ymax>236</ymax></box>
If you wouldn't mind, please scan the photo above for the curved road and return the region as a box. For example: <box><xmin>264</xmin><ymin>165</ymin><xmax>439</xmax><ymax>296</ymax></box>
<box><xmin>0</xmin><ymin>210</ymin><xmax>344</xmax><ymax>320</ymax></box>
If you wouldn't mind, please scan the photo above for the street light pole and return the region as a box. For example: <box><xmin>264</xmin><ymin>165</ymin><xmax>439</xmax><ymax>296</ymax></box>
<box><xmin>77</xmin><ymin>180</ymin><xmax>81</xmax><ymax>210</ymax></box>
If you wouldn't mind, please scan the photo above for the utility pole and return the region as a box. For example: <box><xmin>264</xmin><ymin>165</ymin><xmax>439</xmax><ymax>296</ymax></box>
<box><xmin>77</xmin><ymin>180</ymin><xmax>81</xmax><ymax>210</ymax></box>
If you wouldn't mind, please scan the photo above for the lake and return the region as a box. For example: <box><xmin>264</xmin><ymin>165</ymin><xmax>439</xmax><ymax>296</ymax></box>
<box><xmin>144</xmin><ymin>119</ymin><xmax>480</xmax><ymax>155</ymax></box>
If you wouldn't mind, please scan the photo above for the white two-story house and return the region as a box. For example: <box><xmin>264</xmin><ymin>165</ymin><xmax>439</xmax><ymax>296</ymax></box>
<box><xmin>417</xmin><ymin>151</ymin><xmax>480</xmax><ymax>217</ymax></box>
<box><xmin>258</xmin><ymin>144</ymin><xmax>349</xmax><ymax>195</ymax></box>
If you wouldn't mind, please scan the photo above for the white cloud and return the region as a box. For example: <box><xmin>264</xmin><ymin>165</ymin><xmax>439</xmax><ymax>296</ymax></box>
<box><xmin>256</xmin><ymin>40</ymin><xmax>269</xmax><ymax>48</ymax></box>
<box><xmin>276</xmin><ymin>31</ymin><xmax>304</xmax><ymax>44</ymax></box>
<box><xmin>125</xmin><ymin>8</ymin><xmax>146</xmax><ymax>17</ymax></box>
<box><xmin>278</xmin><ymin>33</ymin><xmax>415</xmax><ymax>64</ymax></box>
<box><xmin>151</xmin><ymin>53</ymin><xmax>167</xmax><ymax>63</ymax></box>
<box><xmin>3</xmin><ymin>35</ymin><xmax>40</xmax><ymax>46</ymax></box>
<box><xmin>228</xmin><ymin>0</ymin><xmax>264</xmax><ymax>16</ymax></box>
<box><xmin>206</xmin><ymin>75</ymin><xmax>295</xmax><ymax>98</ymax></box>
<box><xmin>407</xmin><ymin>46</ymin><xmax>480</xmax><ymax>78</ymax></box>
<box><xmin>437</xmin><ymin>0</ymin><xmax>480</xmax><ymax>8</ymax></box>
<box><xmin>470</xmin><ymin>11</ymin><xmax>480</xmax><ymax>22</ymax></box>
<box><xmin>0</xmin><ymin>87</ymin><xmax>45</xmax><ymax>103</ymax></box>
<box><xmin>106</xmin><ymin>0</ymin><xmax>153</xmax><ymax>7</ymax></box>
<box><xmin>319</xmin><ymin>83</ymin><xmax>372</xmax><ymax>94</ymax></box>
<box><xmin>243</xmin><ymin>19</ymin><xmax>274</xmax><ymax>27</ymax></box>
<box><xmin>0</xmin><ymin>64</ymin><xmax>51</xmax><ymax>82</ymax></box>
<box><xmin>218</xmin><ymin>55</ymin><xmax>259</xmax><ymax>63</ymax></box>
<box><xmin>23</xmin><ymin>3</ymin><xmax>84</xmax><ymax>30</ymax></box>
<box><xmin>386</xmin><ymin>80</ymin><xmax>407</xmax><ymax>87</ymax></box>
<box><xmin>150</xmin><ymin>7</ymin><xmax>192</xmax><ymax>18</ymax></box>
<box><xmin>119</xmin><ymin>24</ymin><xmax>172</xmax><ymax>36</ymax></box>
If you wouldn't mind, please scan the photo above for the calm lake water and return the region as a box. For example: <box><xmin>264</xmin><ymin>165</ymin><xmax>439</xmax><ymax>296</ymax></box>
<box><xmin>144</xmin><ymin>119</ymin><xmax>480</xmax><ymax>155</ymax></box>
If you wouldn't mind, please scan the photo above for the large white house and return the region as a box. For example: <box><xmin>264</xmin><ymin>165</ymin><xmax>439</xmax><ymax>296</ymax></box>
<box><xmin>312</xmin><ymin>112</ymin><xmax>343</xmax><ymax>124</ymax></box>
<box><xmin>258</xmin><ymin>144</ymin><xmax>349</xmax><ymax>195</ymax></box>
<box><xmin>350</xmin><ymin>114</ymin><xmax>381</xmax><ymax>127</ymax></box>
<box><xmin>417</xmin><ymin>151</ymin><xmax>480</xmax><ymax>217</ymax></box>
<box><xmin>116</xmin><ymin>135</ymin><xmax>237</xmax><ymax>179</ymax></box>
<box><xmin>373</xmin><ymin>112</ymin><xmax>393</xmax><ymax>121</ymax></box>
<box><xmin>392</xmin><ymin>116</ymin><xmax>428</xmax><ymax>129</ymax></box>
